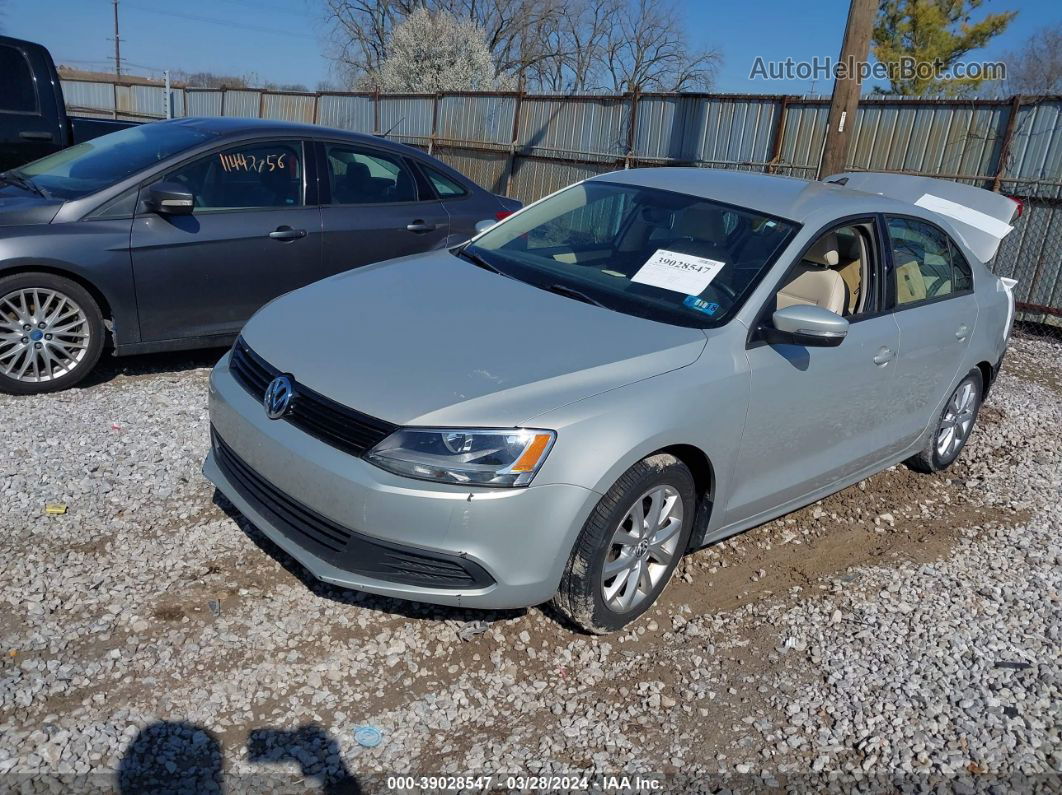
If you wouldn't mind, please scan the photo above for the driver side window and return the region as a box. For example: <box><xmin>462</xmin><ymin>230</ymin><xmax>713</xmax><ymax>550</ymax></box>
<box><xmin>165</xmin><ymin>140</ymin><xmax>304</xmax><ymax>212</ymax></box>
<box><xmin>775</xmin><ymin>221</ymin><xmax>877</xmax><ymax>318</ymax></box>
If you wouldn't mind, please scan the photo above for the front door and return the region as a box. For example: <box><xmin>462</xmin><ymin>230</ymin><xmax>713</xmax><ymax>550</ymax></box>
<box><xmin>318</xmin><ymin>141</ymin><xmax>449</xmax><ymax>273</ymax></box>
<box><xmin>129</xmin><ymin>139</ymin><xmax>324</xmax><ymax>342</ymax></box>
<box><xmin>726</xmin><ymin>220</ymin><xmax>906</xmax><ymax>524</ymax></box>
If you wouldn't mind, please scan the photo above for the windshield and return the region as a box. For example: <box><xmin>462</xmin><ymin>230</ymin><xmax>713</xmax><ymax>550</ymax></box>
<box><xmin>8</xmin><ymin>123</ymin><xmax>219</xmax><ymax>200</ymax></box>
<box><xmin>464</xmin><ymin>181</ymin><xmax>797</xmax><ymax>328</ymax></box>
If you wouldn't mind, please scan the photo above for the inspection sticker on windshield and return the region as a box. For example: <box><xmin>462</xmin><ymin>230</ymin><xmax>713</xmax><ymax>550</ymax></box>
<box><xmin>632</xmin><ymin>249</ymin><xmax>725</xmax><ymax>295</ymax></box>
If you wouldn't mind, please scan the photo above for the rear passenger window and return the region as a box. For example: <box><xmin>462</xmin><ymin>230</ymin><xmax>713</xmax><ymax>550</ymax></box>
<box><xmin>166</xmin><ymin>141</ymin><xmax>304</xmax><ymax>211</ymax></box>
<box><xmin>886</xmin><ymin>217</ymin><xmax>969</xmax><ymax>306</ymax></box>
<box><xmin>325</xmin><ymin>144</ymin><xmax>417</xmax><ymax>204</ymax></box>
<box><xmin>424</xmin><ymin>166</ymin><xmax>468</xmax><ymax>198</ymax></box>
<box><xmin>0</xmin><ymin>45</ymin><xmax>38</xmax><ymax>113</ymax></box>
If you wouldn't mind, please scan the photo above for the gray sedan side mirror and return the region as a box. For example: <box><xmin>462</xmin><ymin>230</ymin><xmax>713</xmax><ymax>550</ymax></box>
<box><xmin>768</xmin><ymin>305</ymin><xmax>849</xmax><ymax>347</ymax></box>
<box><xmin>474</xmin><ymin>219</ymin><xmax>496</xmax><ymax>234</ymax></box>
<box><xmin>147</xmin><ymin>182</ymin><xmax>195</xmax><ymax>215</ymax></box>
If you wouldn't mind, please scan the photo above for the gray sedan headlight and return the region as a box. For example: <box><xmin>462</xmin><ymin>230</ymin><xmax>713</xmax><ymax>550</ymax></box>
<box><xmin>366</xmin><ymin>428</ymin><xmax>556</xmax><ymax>487</ymax></box>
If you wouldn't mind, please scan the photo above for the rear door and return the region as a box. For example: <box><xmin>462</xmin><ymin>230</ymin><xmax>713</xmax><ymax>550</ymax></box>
<box><xmin>883</xmin><ymin>215</ymin><xmax>979</xmax><ymax>446</ymax></box>
<box><xmin>129</xmin><ymin>138</ymin><xmax>325</xmax><ymax>342</ymax></box>
<box><xmin>318</xmin><ymin>140</ymin><xmax>449</xmax><ymax>273</ymax></box>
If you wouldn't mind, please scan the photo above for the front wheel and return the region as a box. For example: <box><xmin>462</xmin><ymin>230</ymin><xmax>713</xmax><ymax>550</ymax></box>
<box><xmin>553</xmin><ymin>454</ymin><xmax>696</xmax><ymax>634</ymax></box>
<box><xmin>905</xmin><ymin>369</ymin><xmax>983</xmax><ymax>473</ymax></box>
<box><xmin>0</xmin><ymin>272</ymin><xmax>105</xmax><ymax>395</ymax></box>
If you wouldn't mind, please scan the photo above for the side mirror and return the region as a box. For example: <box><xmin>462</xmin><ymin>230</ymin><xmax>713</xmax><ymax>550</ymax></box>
<box><xmin>474</xmin><ymin>219</ymin><xmax>496</xmax><ymax>235</ymax></box>
<box><xmin>147</xmin><ymin>181</ymin><xmax>194</xmax><ymax>215</ymax></box>
<box><xmin>766</xmin><ymin>304</ymin><xmax>848</xmax><ymax>347</ymax></box>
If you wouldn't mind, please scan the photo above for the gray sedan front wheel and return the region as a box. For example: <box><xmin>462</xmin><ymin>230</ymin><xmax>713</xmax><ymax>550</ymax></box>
<box><xmin>0</xmin><ymin>272</ymin><xmax>104</xmax><ymax>395</ymax></box>
<box><xmin>553</xmin><ymin>453</ymin><xmax>695</xmax><ymax>634</ymax></box>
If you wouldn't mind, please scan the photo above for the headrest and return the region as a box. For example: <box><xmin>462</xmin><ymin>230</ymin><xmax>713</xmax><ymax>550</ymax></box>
<box><xmin>671</xmin><ymin>204</ymin><xmax>727</xmax><ymax>244</ymax></box>
<box><xmin>345</xmin><ymin>161</ymin><xmax>371</xmax><ymax>181</ymax></box>
<box><xmin>804</xmin><ymin>232</ymin><xmax>839</xmax><ymax>267</ymax></box>
<box><xmin>835</xmin><ymin>229</ymin><xmax>862</xmax><ymax>260</ymax></box>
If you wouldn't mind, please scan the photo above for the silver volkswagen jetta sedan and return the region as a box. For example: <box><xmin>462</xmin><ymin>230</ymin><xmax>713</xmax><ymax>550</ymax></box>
<box><xmin>204</xmin><ymin>168</ymin><xmax>1018</xmax><ymax>633</ymax></box>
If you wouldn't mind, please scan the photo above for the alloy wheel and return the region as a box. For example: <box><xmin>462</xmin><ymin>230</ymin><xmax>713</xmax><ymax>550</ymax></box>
<box><xmin>0</xmin><ymin>288</ymin><xmax>91</xmax><ymax>383</ymax></box>
<box><xmin>601</xmin><ymin>485</ymin><xmax>684</xmax><ymax>613</ymax></box>
<box><xmin>936</xmin><ymin>378</ymin><xmax>978</xmax><ymax>458</ymax></box>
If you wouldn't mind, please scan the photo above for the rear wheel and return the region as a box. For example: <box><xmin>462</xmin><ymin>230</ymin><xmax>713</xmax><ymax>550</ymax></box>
<box><xmin>0</xmin><ymin>272</ymin><xmax>104</xmax><ymax>395</ymax></box>
<box><xmin>905</xmin><ymin>369</ymin><xmax>983</xmax><ymax>473</ymax></box>
<box><xmin>553</xmin><ymin>454</ymin><xmax>695</xmax><ymax>634</ymax></box>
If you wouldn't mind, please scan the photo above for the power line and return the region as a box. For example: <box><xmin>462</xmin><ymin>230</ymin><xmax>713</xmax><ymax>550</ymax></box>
<box><xmin>122</xmin><ymin>2</ymin><xmax>317</xmax><ymax>40</ymax></box>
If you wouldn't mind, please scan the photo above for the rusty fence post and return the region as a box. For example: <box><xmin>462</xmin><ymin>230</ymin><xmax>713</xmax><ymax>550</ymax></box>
<box><xmin>767</xmin><ymin>95</ymin><xmax>793</xmax><ymax>174</ymax></box>
<box><xmin>992</xmin><ymin>94</ymin><xmax>1024</xmax><ymax>193</ymax></box>
<box><xmin>502</xmin><ymin>90</ymin><xmax>523</xmax><ymax>197</ymax></box>
<box><xmin>429</xmin><ymin>93</ymin><xmax>440</xmax><ymax>155</ymax></box>
<box><xmin>625</xmin><ymin>90</ymin><xmax>640</xmax><ymax>169</ymax></box>
<box><xmin>373</xmin><ymin>89</ymin><xmax>380</xmax><ymax>135</ymax></box>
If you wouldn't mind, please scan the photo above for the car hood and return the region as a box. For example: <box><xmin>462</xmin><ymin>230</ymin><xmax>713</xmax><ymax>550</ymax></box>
<box><xmin>0</xmin><ymin>188</ymin><xmax>63</xmax><ymax>227</ymax></box>
<box><xmin>241</xmin><ymin>251</ymin><xmax>707</xmax><ymax>427</ymax></box>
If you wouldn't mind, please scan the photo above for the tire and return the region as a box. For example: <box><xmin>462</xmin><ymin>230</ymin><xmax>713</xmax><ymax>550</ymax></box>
<box><xmin>905</xmin><ymin>368</ymin><xmax>983</xmax><ymax>473</ymax></box>
<box><xmin>553</xmin><ymin>453</ymin><xmax>696</xmax><ymax>634</ymax></box>
<box><xmin>0</xmin><ymin>272</ymin><xmax>105</xmax><ymax>395</ymax></box>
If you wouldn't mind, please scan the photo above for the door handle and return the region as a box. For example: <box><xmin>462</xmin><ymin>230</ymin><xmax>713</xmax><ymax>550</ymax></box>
<box><xmin>406</xmin><ymin>221</ymin><xmax>436</xmax><ymax>233</ymax></box>
<box><xmin>18</xmin><ymin>131</ymin><xmax>53</xmax><ymax>141</ymax></box>
<box><xmin>268</xmin><ymin>226</ymin><xmax>306</xmax><ymax>241</ymax></box>
<box><xmin>955</xmin><ymin>324</ymin><xmax>969</xmax><ymax>341</ymax></box>
<box><xmin>872</xmin><ymin>346</ymin><xmax>895</xmax><ymax>366</ymax></box>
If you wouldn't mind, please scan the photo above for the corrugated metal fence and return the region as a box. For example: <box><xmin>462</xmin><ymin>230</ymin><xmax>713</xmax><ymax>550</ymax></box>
<box><xmin>60</xmin><ymin>79</ymin><xmax>1062</xmax><ymax>326</ymax></box>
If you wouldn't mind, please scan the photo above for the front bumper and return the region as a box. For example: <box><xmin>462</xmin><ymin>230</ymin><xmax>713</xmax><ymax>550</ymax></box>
<box><xmin>203</xmin><ymin>354</ymin><xmax>599</xmax><ymax>609</ymax></box>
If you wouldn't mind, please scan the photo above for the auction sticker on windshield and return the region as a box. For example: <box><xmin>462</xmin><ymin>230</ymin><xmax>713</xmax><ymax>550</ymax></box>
<box><xmin>631</xmin><ymin>249</ymin><xmax>725</xmax><ymax>295</ymax></box>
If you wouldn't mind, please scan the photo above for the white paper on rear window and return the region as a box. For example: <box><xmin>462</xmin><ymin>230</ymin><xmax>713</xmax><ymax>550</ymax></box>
<box><xmin>631</xmin><ymin>249</ymin><xmax>726</xmax><ymax>295</ymax></box>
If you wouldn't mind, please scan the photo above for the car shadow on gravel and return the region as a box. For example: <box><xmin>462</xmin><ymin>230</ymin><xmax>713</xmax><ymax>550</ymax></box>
<box><xmin>118</xmin><ymin>720</ymin><xmax>361</xmax><ymax>793</ymax></box>
<box><xmin>80</xmin><ymin>347</ymin><xmax>229</xmax><ymax>388</ymax></box>
<box><xmin>212</xmin><ymin>490</ymin><xmax>529</xmax><ymax>630</ymax></box>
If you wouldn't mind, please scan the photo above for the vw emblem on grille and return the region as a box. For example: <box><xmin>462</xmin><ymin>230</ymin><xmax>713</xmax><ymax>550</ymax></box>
<box><xmin>263</xmin><ymin>375</ymin><xmax>294</xmax><ymax>420</ymax></box>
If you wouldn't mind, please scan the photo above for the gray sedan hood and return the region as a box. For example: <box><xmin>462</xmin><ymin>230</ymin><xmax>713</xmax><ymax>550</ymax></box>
<box><xmin>241</xmin><ymin>251</ymin><xmax>707</xmax><ymax>427</ymax></box>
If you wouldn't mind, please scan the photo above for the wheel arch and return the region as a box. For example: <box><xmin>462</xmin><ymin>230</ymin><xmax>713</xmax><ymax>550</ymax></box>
<box><xmin>0</xmin><ymin>263</ymin><xmax>115</xmax><ymax>337</ymax></box>
<box><xmin>975</xmin><ymin>360</ymin><xmax>994</xmax><ymax>397</ymax></box>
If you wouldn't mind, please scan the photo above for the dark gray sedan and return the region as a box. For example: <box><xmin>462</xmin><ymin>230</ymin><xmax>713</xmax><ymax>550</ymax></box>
<box><xmin>0</xmin><ymin>117</ymin><xmax>519</xmax><ymax>393</ymax></box>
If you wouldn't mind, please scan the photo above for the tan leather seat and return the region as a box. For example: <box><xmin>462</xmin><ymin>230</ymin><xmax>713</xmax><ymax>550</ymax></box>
<box><xmin>895</xmin><ymin>260</ymin><xmax>927</xmax><ymax>304</ymax></box>
<box><xmin>776</xmin><ymin>233</ymin><xmax>847</xmax><ymax>315</ymax></box>
<box><xmin>834</xmin><ymin>231</ymin><xmax>863</xmax><ymax>314</ymax></box>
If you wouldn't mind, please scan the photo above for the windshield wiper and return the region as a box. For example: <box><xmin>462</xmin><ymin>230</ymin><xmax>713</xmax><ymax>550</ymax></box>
<box><xmin>457</xmin><ymin>247</ymin><xmax>504</xmax><ymax>275</ymax></box>
<box><xmin>0</xmin><ymin>172</ymin><xmax>46</xmax><ymax>198</ymax></box>
<box><xmin>544</xmin><ymin>283</ymin><xmax>607</xmax><ymax>308</ymax></box>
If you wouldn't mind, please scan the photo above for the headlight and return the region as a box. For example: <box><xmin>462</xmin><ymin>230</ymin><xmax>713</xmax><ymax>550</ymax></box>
<box><xmin>366</xmin><ymin>428</ymin><xmax>556</xmax><ymax>487</ymax></box>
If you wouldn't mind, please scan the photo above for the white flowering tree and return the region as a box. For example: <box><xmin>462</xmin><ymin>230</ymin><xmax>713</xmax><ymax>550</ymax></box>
<box><xmin>371</xmin><ymin>8</ymin><xmax>514</xmax><ymax>93</ymax></box>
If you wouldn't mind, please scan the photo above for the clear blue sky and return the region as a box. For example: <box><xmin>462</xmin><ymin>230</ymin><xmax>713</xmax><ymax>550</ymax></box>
<box><xmin>2</xmin><ymin>0</ymin><xmax>1056</xmax><ymax>93</ymax></box>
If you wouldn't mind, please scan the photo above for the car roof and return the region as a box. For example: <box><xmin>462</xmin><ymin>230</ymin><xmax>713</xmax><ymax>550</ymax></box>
<box><xmin>157</xmin><ymin>116</ymin><xmax>426</xmax><ymax>158</ymax></box>
<box><xmin>592</xmin><ymin>167</ymin><xmax>921</xmax><ymax>224</ymax></box>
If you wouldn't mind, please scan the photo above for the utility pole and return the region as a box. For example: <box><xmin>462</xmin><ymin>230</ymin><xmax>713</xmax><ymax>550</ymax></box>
<box><xmin>818</xmin><ymin>0</ymin><xmax>876</xmax><ymax>179</ymax></box>
<box><xmin>112</xmin><ymin>0</ymin><xmax>121</xmax><ymax>79</ymax></box>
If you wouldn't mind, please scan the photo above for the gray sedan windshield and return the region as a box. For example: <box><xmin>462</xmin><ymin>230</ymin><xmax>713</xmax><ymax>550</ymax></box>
<box><xmin>465</xmin><ymin>181</ymin><xmax>797</xmax><ymax>327</ymax></box>
<box><xmin>10</xmin><ymin>123</ymin><xmax>219</xmax><ymax>200</ymax></box>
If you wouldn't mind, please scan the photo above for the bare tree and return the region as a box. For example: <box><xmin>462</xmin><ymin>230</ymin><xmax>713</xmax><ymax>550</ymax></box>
<box><xmin>1004</xmin><ymin>24</ymin><xmax>1062</xmax><ymax>95</ymax></box>
<box><xmin>600</xmin><ymin>0</ymin><xmax>719</xmax><ymax>92</ymax></box>
<box><xmin>319</xmin><ymin>0</ymin><xmax>719</xmax><ymax>92</ymax></box>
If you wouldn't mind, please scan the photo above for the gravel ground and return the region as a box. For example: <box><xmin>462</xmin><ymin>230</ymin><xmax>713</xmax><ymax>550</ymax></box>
<box><xmin>0</xmin><ymin>336</ymin><xmax>1059</xmax><ymax>793</ymax></box>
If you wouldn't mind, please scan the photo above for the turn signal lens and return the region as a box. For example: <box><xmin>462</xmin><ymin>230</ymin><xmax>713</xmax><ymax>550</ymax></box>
<box><xmin>495</xmin><ymin>210</ymin><xmax>514</xmax><ymax>221</ymax></box>
<box><xmin>510</xmin><ymin>433</ymin><xmax>553</xmax><ymax>472</ymax></box>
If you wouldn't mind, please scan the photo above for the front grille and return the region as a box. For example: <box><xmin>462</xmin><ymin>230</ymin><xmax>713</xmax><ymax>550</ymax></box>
<box><xmin>229</xmin><ymin>337</ymin><xmax>397</xmax><ymax>457</ymax></box>
<box><xmin>212</xmin><ymin>429</ymin><xmax>493</xmax><ymax>589</ymax></box>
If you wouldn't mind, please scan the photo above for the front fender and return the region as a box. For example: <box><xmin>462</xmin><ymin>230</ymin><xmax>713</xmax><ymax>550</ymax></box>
<box><xmin>0</xmin><ymin>219</ymin><xmax>138</xmax><ymax>345</ymax></box>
